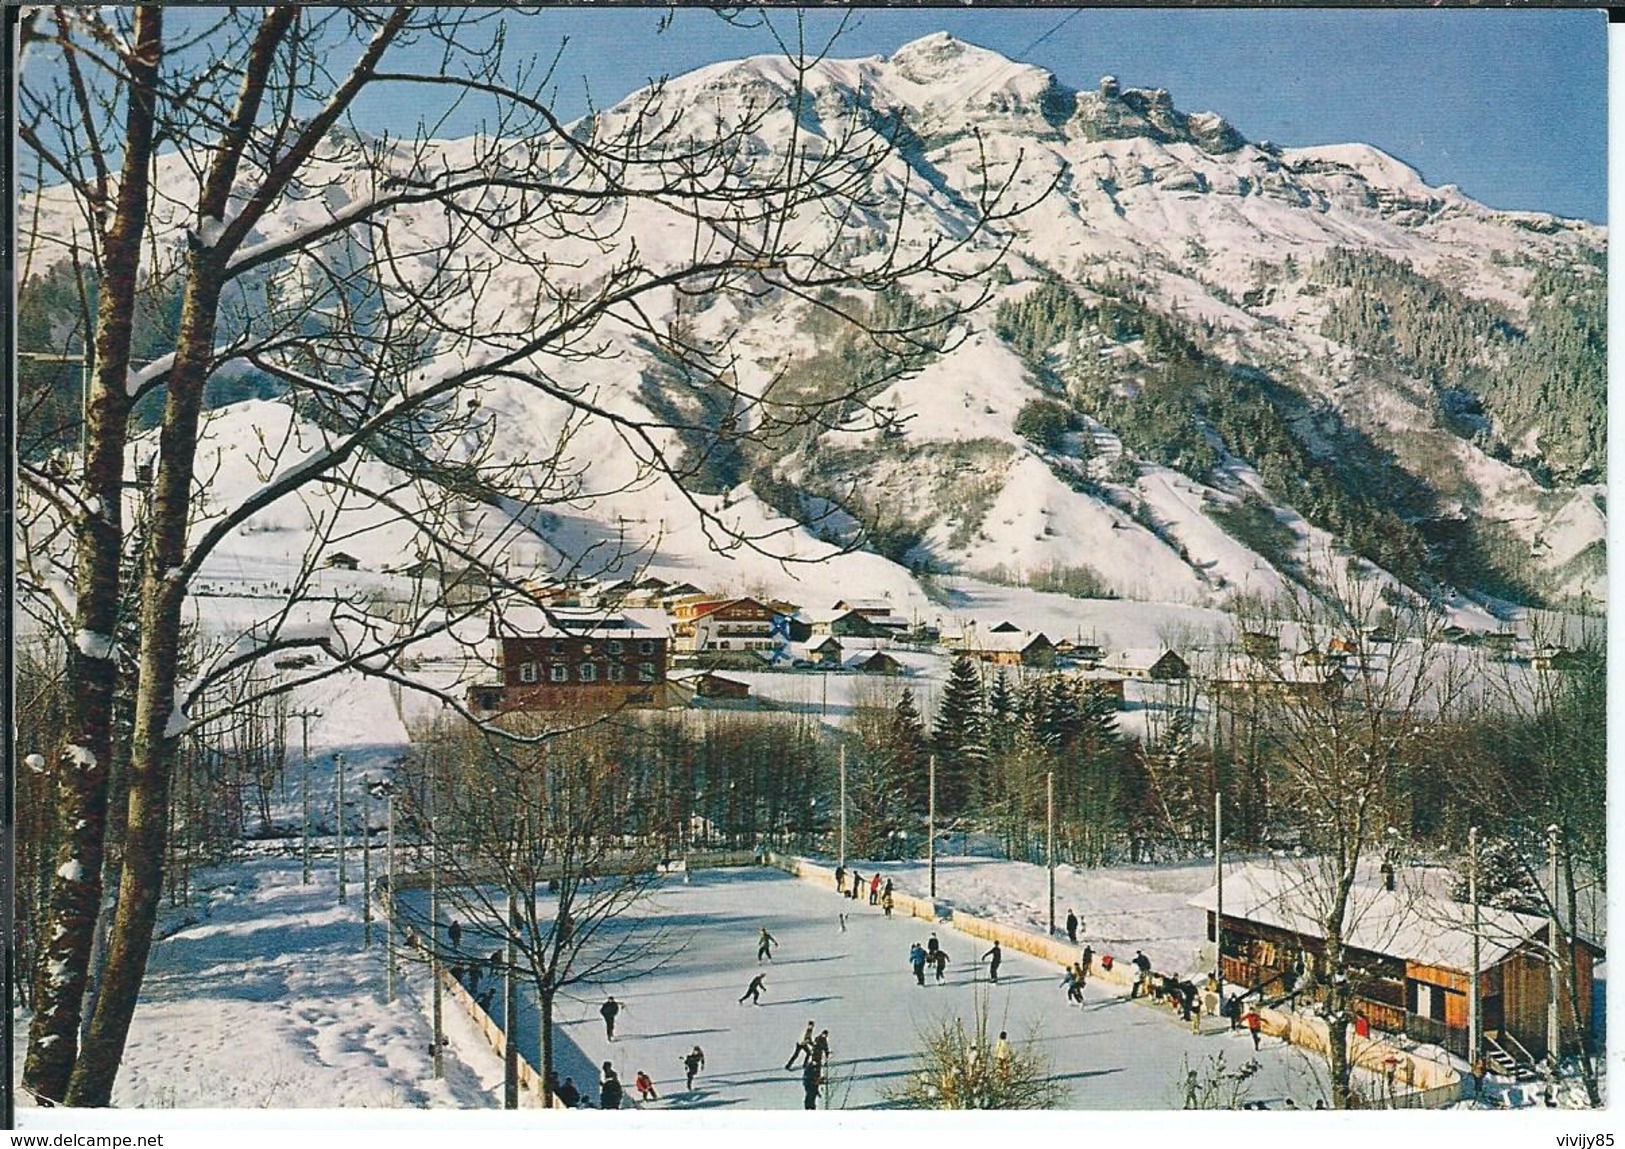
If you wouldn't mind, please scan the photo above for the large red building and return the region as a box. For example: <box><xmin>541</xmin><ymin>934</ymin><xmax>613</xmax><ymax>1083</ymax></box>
<box><xmin>467</xmin><ymin>606</ymin><xmax>671</xmax><ymax>713</ymax></box>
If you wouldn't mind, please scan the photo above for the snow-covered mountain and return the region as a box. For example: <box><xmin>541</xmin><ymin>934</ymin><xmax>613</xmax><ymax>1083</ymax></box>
<box><xmin>23</xmin><ymin>32</ymin><xmax>1606</xmax><ymax>616</ymax></box>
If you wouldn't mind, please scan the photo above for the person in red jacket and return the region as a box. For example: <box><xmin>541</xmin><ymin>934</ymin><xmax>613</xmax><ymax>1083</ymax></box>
<box><xmin>634</xmin><ymin>1069</ymin><xmax>659</xmax><ymax>1102</ymax></box>
<box><xmin>1243</xmin><ymin>1008</ymin><xmax>1263</xmax><ymax>1050</ymax></box>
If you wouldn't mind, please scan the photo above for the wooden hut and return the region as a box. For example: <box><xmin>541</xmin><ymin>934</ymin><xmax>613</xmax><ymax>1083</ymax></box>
<box><xmin>1190</xmin><ymin>864</ymin><xmax>1597</xmax><ymax>1069</ymax></box>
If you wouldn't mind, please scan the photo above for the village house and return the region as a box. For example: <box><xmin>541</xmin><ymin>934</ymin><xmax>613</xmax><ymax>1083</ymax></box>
<box><xmin>1067</xmin><ymin>666</ymin><xmax>1127</xmax><ymax>706</ymax></box>
<box><xmin>801</xmin><ymin>635</ymin><xmax>843</xmax><ymax>667</ymax></box>
<box><xmin>1101</xmin><ymin>647</ymin><xmax>1189</xmax><ymax>681</ymax></box>
<box><xmin>466</xmin><ymin>605</ymin><xmax>670</xmax><ymax>713</ymax></box>
<box><xmin>1191</xmin><ymin>864</ymin><xmax>1599</xmax><ymax>1069</ymax></box>
<box><xmin>960</xmin><ymin>628</ymin><xmax>1056</xmax><ymax>668</ymax></box>
<box><xmin>669</xmin><ymin>596</ymin><xmax>790</xmax><ymax>654</ymax></box>
<box><xmin>844</xmin><ymin>650</ymin><xmax>904</xmax><ymax>675</ymax></box>
<box><xmin>1207</xmin><ymin>654</ymin><xmax>1349</xmax><ymax>701</ymax></box>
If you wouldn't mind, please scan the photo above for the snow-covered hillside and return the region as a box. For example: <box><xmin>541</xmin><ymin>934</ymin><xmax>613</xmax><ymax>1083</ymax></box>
<box><xmin>20</xmin><ymin>31</ymin><xmax>1605</xmax><ymax>616</ymax></box>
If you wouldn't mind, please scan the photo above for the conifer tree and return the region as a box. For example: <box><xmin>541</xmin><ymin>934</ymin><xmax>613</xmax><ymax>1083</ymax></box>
<box><xmin>932</xmin><ymin>655</ymin><xmax>988</xmax><ymax>817</ymax></box>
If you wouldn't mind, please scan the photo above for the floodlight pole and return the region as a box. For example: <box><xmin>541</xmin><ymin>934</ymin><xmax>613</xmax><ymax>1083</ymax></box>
<box><xmin>386</xmin><ymin>785</ymin><xmax>396</xmax><ymax>1002</ymax></box>
<box><xmin>362</xmin><ymin>776</ymin><xmax>372</xmax><ymax>946</ymax></box>
<box><xmin>838</xmin><ymin>745</ymin><xmax>847</xmax><ymax>869</ymax></box>
<box><xmin>431</xmin><ymin>762</ymin><xmax>443</xmax><ymax>1078</ymax></box>
<box><xmin>1546</xmin><ymin>824</ymin><xmax>1560</xmax><ymax>1071</ymax></box>
<box><xmin>927</xmin><ymin>754</ymin><xmax>937</xmax><ymax>899</ymax></box>
<box><xmin>1046</xmin><ymin>771</ymin><xmax>1056</xmax><ymax>936</ymax></box>
<box><xmin>292</xmin><ymin>707</ymin><xmax>321</xmax><ymax>884</ymax></box>
<box><xmin>335</xmin><ymin>752</ymin><xmax>347</xmax><ymax>905</ymax></box>
<box><xmin>1468</xmin><ymin>826</ymin><xmax>1481</xmax><ymax>1072</ymax></box>
<box><xmin>1214</xmin><ymin>790</ymin><xmax>1224</xmax><ymax>992</ymax></box>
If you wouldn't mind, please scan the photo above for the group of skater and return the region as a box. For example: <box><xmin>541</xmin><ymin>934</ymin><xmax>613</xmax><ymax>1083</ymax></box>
<box><xmin>833</xmin><ymin>865</ymin><xmax>895</xmax><ymax>916</ymax></box>
<box><xmin>587</xmin><ymin>990</ymin><xmax>709</xmax><ymax>1109</ymax></box>
<box><xmin>784</xmin><ymin>1020</ymin><xmax>835</xmax><ymax>1109</ymax></box>
<box><xmin>560</xmin><ymin>1043</ymin><xmax>707</xmax><ymax>1110</ymax></box>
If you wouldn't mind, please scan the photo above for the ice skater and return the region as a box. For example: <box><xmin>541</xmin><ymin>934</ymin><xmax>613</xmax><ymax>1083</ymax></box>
<box><xmin>600</xmin><ymin>995</ymin><xmax>623</xmax><ymax>1040</ymax></box>
<box><xmin>811</xmin><ymin>1029</ymin><xmax>831</xmax><ymax>1067</ymax></box>
<box><xmin>785</xmin><ymin>1020</ymin><xmax>816</xmax><ymax>1070</ymax></box>
<box><xmin>835</xmin><ymin>865</ymin><xmax>846</xmax><ymax>894</ymax></box>
<box><xmin>1065</xmin><ymin>909</ymin><xmax>1078</xmax><ymax>945</ymax></box>
<box><xmin>1061</xmin><ymin>965</ymin><xmax>1083</xmax><ymax>1005</ymax></box>
<box><xmin>838</xmin><ymin>911</ymin><xmax>848</xmax><ymax>933</ymax></box>
<box><xmin>1244</xmin><ymin>1008</ymin><xmax>1263</xmax><ymax>1050</ymax></box>
<box><xmin>599</xmin><ymin>1062</ymin><xmax>623</xmax><ymax>1110</ymax></box>
<box><xmin>739</xmin><ymin>973</ymin><xmax>768</xmax><ymax>1005</ymax></box>
<box><xmin>682</xmin><ymin>1045</ymin><xmax>706</xmax><ymax>1090</ymax></box>
<box><xmin>757</xmin><ymin>926</ymin><xmax>778</xmax><ymax>962</ymax></box>
<box><xmin>910</xmin><ymin>942</ymin><xmax>927</xmax><ymax>987</ymax></box>
<box><xmin>931</xmin><ymin>947</ymin><xmax>950</xmax><ymax>983</ymax></box>
<box><xmin>869</xmin><ymin>873</ymin><xmax>881</xmax><ymax>905</ymax></box>
<box><xmin>981</xmin><ymin>941</ymin><xmax>1003</xmax><ymax>983</ymax></box>
<box><xmin>634</xmin><ymin>1070</ymin><xmax>659</xmax><ymax>1102</ymax></box>
<box><xmin>801</xmin><ymin>1060</ymin><xmax>822</xmax><ymax>1109</ymax></box>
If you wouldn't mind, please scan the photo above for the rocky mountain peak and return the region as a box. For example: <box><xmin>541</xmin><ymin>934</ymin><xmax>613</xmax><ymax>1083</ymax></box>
<box><xmin>1073</xmin><ymin>74</ymin><xmax>1246</xmax><ymax>154</ymax></box>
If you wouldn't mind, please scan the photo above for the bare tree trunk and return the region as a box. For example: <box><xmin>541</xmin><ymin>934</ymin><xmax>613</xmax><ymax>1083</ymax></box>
<box><xmin>23</xmin><ymin>6</ymin><xmax>161</xmax><ymax>1104</ymax></box>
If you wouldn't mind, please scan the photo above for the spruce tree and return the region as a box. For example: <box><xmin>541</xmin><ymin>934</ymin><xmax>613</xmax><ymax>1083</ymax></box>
<box><xmin>890</xmin><ymin>688</ymin><xmax>930</xmax><ymax>813</ymax></box>
<box><xmin>932</xmin><ymin>656</ymin><xmax>988</xmax><ymax>817</ymax></box>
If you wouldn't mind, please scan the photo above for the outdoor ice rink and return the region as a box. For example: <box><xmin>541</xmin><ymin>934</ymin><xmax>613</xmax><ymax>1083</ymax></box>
<box><xmin>418</xmin><ymin>866</ymin><xmax>1340</xmax><ymax>1110</ymax></box>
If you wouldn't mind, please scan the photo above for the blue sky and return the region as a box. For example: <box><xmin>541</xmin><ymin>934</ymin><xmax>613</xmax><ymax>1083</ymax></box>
<box><xmin>351</xmin><ymin>7</ymin><xmax>1606</xmax><ymax>223</ymax></box>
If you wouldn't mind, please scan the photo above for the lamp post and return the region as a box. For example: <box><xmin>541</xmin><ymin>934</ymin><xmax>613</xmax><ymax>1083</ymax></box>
<box><xmin>1214</xmin><ymin>790</ymin><xmax>1224</xmax><ymax>993</ymax></box>
<box><xmin>369</xmin><ymin>779</ymin><xmax>396</xmax><ymax>1002</ymax></box>
<box><xmin>292</xmin><ymin>708</ymin><xmax>321</xmax><ymax>884</ymax></box>
<box><xmin>1046</xmin><ymin>770</ymin><xmax>1055</xmax><ymax>937</ymax></box>
<box><xmin>362</xmin><ymin>776</ymin><xmax>374</xmax><ymax>946</ymax></box>
<box><xmin>838</xmin><ymin>746</ymin><xmax>847</xmax><ymax>869</ymax></box>
<box><xmin>927</xmin><ymin>755</ymin><xmax>936</xmax><ymax>899</ymax></box>
<box><xmin>1468</xmin><ymin>826</ymin><xmax>1481</xmax><ymax>1075</ymax></box>
<box><xmin>335</xmin><ymin>752</ymin><xmax>347</xmax><ymax>905</ymax></box>
<box><xmin>431</xmin><ymin>760</ymin><xmax>443</xmax><ymax>1078</ymax></box>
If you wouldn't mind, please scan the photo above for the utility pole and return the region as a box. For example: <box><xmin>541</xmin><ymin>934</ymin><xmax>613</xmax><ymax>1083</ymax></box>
<box><xmin>838</xmin><ymin>745</ymin><xmax>847</xmax><ymax>869</ymax></box>
<box><xmin>1214</xmin><ymin>790</ymin><xmax>1224</xmax><ymax>992</ymax></box>
<box><xmin>292</xmin><ymin>707</ymin><xmax>322</xmax><ymax>884</ymax></box>
<box><xmin>927</xmin><ymin>755</ymin><xmax>937</xmax><ymax>899</ymax></box>
<box><xmin>1546</xmin><ymin>823</ymin><xmax>1560</xmax><ymax>1075</ymax></box>
<box><xmin>1046</xmin><ymin>770</ymin><xmax>1055</xmax><ymax>937</ymax></box>
<box><xmin>382</xmin><ymin>781</ymin><xmax>396</xmax><ymax>1002</ymax></box>
<box><xmin>504</xmin><ymin>890</ymin><xmax>519</xmax><ymax>1109</ymax></box>
<box><xmin>431</xmin><ymin>760</ymin><xmax>443</xmax><ymax>1078</ymax></box>
<box><xmin>335</xmin><ymin>752</ymin><xmax>347</xmax><ymax>905</ymax></box>
<box><xmin>1468</xmin><ymin>826</ymin><xmax>1481</xmax><ymax>1074</ymax></box>
<box><xmin>361</xmin><ymin>776</ymin><xmax>372</xmax><ymax>947</ymax></box>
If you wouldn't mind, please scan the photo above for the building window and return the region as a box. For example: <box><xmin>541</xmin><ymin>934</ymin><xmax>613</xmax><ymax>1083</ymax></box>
<box><xmin>550</xmin><ymin>664</ymin><xmax>568</xmax><ymax>683</ymax></box>
<box><xmin>608</xmin><ymin>664</ymin><xmax>626</xmax><ymax>683</ymax></box>
<box><xmin>638</xmin><ymin>662</ymin><xmax>656</xmax><ymax>682</ymax></box>
<box><xmin>518</xmin><ymin>662</ymin><xmax>539</xmax><ymax>684</ymax></box>
<box><xmin>550</xmin><ymin>640</ymin><xmax>564</xmax><ymax>655</ymax></box>
<box><xmin>639</xmin><ymin>640</ymin><xmax>654</xmax><ymax>655</ymax></box>
<box><xmin>580</xmin><ymin>663</ymin><xmax>597</xmax><ymax>683</ymax></box>
<box><xmin>608</xmin><ymin>640</ymin><xmax>623</xmax><ymax>655</ymax></box>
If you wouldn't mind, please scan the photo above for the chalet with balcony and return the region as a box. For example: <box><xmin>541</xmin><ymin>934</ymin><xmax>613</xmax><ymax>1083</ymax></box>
<box><xmin>670</xmin><ymin>596</ymin><xmax>789</xmax><ymax>654</ymax></box>
<box><xmin>1191</xmin><ymin>864</ymin><xmax>1598</xmax><ymax>1066</ymax></box>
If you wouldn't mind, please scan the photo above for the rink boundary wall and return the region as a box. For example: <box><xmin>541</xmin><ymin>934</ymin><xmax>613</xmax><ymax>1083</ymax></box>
<box><xmin>764</xmin><ymin>853</ymin><xmax>947</xmax><ymax>924</ymax></box>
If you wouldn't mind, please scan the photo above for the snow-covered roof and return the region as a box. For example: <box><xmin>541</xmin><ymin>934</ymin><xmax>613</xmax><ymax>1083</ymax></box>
<box><xmin>1188</xmin><ymin>864</ymin><xmax>1548</xmax><ymax>973</ymax></box>
<box><xmin>494</xmin><ymin>605</ymin><xmax>669</xmax><ymax>641</ymax></box>
<box><xmin>963</xmin><ymin>629</ymin><xmax>1051</xmax><ymax>654</ymax></box>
